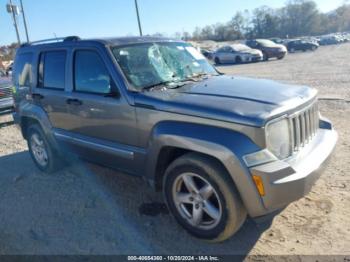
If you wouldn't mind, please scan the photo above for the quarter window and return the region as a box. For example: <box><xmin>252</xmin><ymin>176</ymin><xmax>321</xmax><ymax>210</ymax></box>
<box><xmin>39</xmin><ymin>51</ymin><xmax>66</xmax><ymax>89</ymax></box>
<box><xmin>74</xmin><ymin>50</ymin><xmax>111</xmax><ymax>94</ymax></box>
<box><xmin>14</xmin><ymin>53</ymin><xmax>33</xmax><ymax>87</ymax></box>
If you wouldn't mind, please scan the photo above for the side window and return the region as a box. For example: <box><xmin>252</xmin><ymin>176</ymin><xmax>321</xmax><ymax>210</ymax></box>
<box><xmin>14</xmin><ymin>53</ymin><xmax>33</xmax><ymax>87</ymax></box>
<box><xmin>74</xmin><ymin>50</ymin><xmax>111</xmax><ymax>94</ymax></box>
<box><xmin>38</xmin><ymin>51</ymin><xmax>66</xmax><ymax>89</ymax></box>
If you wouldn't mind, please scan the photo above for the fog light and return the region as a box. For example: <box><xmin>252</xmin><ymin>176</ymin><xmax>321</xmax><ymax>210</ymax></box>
<box><xmin>252</xmin><ymin>175</ymin><xmax>265</xmax><ymax>196</ymax></box>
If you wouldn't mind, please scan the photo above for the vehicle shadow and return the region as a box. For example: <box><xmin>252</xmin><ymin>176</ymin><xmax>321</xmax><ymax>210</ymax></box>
<box><xmin>0</xmin><ymin>151</ymin><xmax>277</xmax><ymax>255</ymax></box>
<box><xmin>86</xmin><ymin>162</ymin><xmax>277</xmax><ymax>255</ymax></box>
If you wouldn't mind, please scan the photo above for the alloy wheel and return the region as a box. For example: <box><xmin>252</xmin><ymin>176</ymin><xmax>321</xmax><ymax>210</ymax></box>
<box><xmin>30</xmin><ymin>133</ymin><xmax>49</xmax><ymax>167</ymax></box>
<box><xmin>172</xmin><ymin>172</ymin><xmax>222</xmax><ymax>230</ymax></box>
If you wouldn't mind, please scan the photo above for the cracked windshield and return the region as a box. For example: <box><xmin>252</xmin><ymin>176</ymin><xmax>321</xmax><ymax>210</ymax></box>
<box><xmin>112</xmin><ymin>42</ymin><xmax>217</xmax><ymax>90</ymax></box>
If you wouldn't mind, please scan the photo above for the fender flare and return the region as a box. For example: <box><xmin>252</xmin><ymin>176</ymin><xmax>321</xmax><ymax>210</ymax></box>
<box><xmin>18</xmin><ymin>103</ymin><xmax>60</xmax><ymax>151</ymax></box>
<box><xmin>145</xmin><ymin>121</ymin><xmax>267</xmax><ymax>216</ymax></box>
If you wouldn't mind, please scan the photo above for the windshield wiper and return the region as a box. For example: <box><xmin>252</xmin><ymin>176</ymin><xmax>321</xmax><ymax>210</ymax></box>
<box><xmin>183</xmin><ymin>72</ymin><xmax>217</xmax><ymax>82</ymax></box>
<box><xmin>142</xmin><ymin>80</ymin><xmax>186</xmax><ymax>91</ymax></box>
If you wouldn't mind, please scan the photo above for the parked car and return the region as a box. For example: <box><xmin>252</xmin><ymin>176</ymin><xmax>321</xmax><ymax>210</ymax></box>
<box><xmin>319</xmin><ymin>35</ymin><xmax>341</xmax><ymax>45</ymax></box>
<box><xmin>200</xmin><ymin>48</ymin><xmax>214</xmax><ymax>60</ymax></box>
<box><xmin>269</xmin><ymin>37</ymin><xmax>284</xmax><ymax>45</ymax></box>
<box><xmin>213</xmin><ymin>44</ymin><xmax>263</xmax><ymax>64</ymax></box>
<box><xmin>0</xmin><ymin>76</ymin><xmax>14</xmax><ymax>113</ymax></box>
<box><xmin>246</xmin><ymin>39</ymin><xmax>287</xmax><ymax>60</ymax></box>
<box><xmin>13</xmin><ymin>36</ymin><xmax>337</xmax><ymax>242</ymax></box>
<box><xmin>287</xmin><ymin>39</ymin><xmax>319</xmax><ymax>52</ymax></box>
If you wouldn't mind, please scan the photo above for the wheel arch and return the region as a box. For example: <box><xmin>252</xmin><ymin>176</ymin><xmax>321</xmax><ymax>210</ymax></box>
<box><xmin>18</xmin><ymin>104</ymin><xmax>60</xmax><ymax>151</ymax></box>
<box><xmin>145</xmin><ymin>121</ymin><xmax>267</xmax><ymax>217</ymax></box>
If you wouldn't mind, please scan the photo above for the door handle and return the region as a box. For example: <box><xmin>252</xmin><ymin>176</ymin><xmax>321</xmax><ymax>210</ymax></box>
<box><xmin>32</xmin><ymin>93</ymin><xmax>44</xmax><ymax>100</ymax></box>
<box><xmin>66</xmin><ymin>98</ymin><xmax>83</xmax><ymax>106</ymax></box>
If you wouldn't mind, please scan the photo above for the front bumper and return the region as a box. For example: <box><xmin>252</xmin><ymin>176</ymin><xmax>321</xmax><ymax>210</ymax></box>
<box><xmin>250</xmin><ymin>125</ymin><xmax>337</xmax><ymax>214</ymax></box>
<box><xmin>249</xmin><ymin>56</ymin><xmax>263</xmax><ymax>62</ymax></box>
<box><xmin>269</xmin><ymin>50</ymin><xmax>287</xmax><ymax>58</ymax></box>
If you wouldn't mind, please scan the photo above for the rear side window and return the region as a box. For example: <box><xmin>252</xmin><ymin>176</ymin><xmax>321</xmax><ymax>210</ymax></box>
<box><xmin>38</xmin><ymin>51</ymin><xmax>66</xmax><ymax>89</ymax></box>
<box><xmin>74</xmin><ymin>50</ymin><xmax>111</xmax><ymax>94</ymax></box>
<box><xmin>14</xmin><ymin>53</ymin><xmax>33</xmax><ymax>87</ymax></box>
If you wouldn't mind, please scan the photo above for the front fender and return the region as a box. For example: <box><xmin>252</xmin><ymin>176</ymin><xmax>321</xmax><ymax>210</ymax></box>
<box><xmin>145</xmin><ymin>121</ymin><xmax>268</xmax><ymax>217</ymax></box>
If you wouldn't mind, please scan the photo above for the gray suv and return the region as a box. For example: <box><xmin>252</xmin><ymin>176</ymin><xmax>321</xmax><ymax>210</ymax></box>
<box><xmin>12</xmin><ymin>36</ymin><xmax>337</xmax><ymax>242</ymax></box>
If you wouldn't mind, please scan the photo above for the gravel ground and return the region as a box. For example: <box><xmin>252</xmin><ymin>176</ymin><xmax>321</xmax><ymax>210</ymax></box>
<box><xmin>0</xmin><ymin>43</ymin><xmax>349</xmax><ymax>256</ymax></box>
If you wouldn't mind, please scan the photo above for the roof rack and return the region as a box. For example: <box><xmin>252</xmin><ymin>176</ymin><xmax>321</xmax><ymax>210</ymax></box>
<box><xmin>21</xmin><ymin>36</ymin><xmax>81</xmax><ymax>47</ymax></box>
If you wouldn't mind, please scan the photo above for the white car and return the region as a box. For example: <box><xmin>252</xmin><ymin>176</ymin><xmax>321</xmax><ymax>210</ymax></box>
<box><xmin>214</xmin><ymin>44</ymin><xmax>263</xmax><ymax>64</ymax></box>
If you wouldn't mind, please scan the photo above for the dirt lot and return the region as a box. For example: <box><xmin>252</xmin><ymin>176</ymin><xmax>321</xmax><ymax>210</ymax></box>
<box><xmin>0</xmin><ymin>44</ymin><xmax>349</xmax><ymax>256</ymax></box>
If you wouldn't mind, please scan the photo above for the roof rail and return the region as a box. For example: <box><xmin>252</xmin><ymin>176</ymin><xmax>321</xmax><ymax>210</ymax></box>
<box><xmin>21</xmin><ymin>36</ymin><xmax>81</xmax><ymax>47</ymax></box>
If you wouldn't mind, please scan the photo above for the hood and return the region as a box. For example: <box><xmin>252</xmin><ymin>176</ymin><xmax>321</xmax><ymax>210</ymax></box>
<box><xmin>134</xmin><ymin>75</ymin><xmax>317</xmax><ymax>127</ymax></box>
<box><xmin>265</xmin><ymin>44</ymin><xmax>286</xmax><ymax>51</ymax></box>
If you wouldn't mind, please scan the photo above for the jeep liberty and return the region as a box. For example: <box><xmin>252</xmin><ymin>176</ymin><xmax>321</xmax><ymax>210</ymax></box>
<box><xmin>12</xmin><ymin>36</ymin><xmax>337</xmax><ymax>242</ymax></box>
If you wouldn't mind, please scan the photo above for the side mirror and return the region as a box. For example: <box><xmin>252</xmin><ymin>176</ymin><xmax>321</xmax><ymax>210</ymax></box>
<box><xmin>104</xmin><ymin>90</ymin><xmax>120</xmax><ymax>98</ymax></box>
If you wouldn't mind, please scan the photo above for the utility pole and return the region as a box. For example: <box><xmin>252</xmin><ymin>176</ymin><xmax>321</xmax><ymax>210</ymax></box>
<box><xmin>20</xmin><ymin>0</ymin><xmax>30</xmax><ymax>43</ymax></box>
<box><xmin>134</xmin><ymin>0</ymin><xmax>143</xmax><ymax>36</ymax></box>
<box><xmin>7</xmin><ymin>0</ymin><xmax>21</xmax><ymax>45</ymax></box>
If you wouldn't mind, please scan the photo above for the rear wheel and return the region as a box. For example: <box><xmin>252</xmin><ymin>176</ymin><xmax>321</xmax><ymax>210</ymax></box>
<box><xmin>27</xmin><ymin>124</ymin><xmax>62</xmax><ymax>173</ymax></box>
<box><xmin>164</xmin><ymin>153</ymin><xmax>247</xmax><ymax>242</ymax></box>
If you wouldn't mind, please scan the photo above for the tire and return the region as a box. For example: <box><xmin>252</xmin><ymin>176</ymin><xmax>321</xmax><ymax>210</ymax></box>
<box><xmin>214</xmin><ymin>57</ymin><xmax>221</xmax><ymax>65</ymax></box>
<box><xmin>311</xmin><ymin>46</ymin><xmax>317</xmax><ymax>51</ymax></box>
<box><xmin>262</xmin><ymin>52</ymin><xmax>269</xmax><ymax>61</ymax></box>
<box><xmin>235</xmin><ymin>56</ymin><xmax>242</xmax><ymax>64</ymax></box>
<box><xmin>27</xmin><ymin>124</ymin><xmax>62</xmax><ymax>173</ymax></box>
<box><xmin>163</xmin><ymin>153</ymin><xmax>247</xmax><ymax>242</ymax></box>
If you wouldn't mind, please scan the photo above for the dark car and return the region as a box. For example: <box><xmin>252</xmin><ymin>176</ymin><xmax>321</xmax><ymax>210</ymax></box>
<box><xmin>246</xmin><ymin>39</ymin><xmax>287</xmax><ymax>61</ymax></box>
<box><xmin>0</xmin><ymin>77</ymin><xmax>14</xmax><ymax>113</ymax></box>
<box><xmin>287</xmin><ymin>39</ymin><xmax>319</xmax><ymax>52</ymax></box>
<box><xmin>319</xmin><ymin>36</ymin><xmax>341</xmax><ymax>45</ymax></box>
<box><xmin>12</xmin><ymin>36</ymin><xmax>337</xmax><ymax>242</ymax></box>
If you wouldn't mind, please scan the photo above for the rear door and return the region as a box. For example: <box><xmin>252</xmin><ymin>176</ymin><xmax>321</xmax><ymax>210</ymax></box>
<box><xmin>33</xmin><ymin>49</ymin><xmax>73</xmax><ymax>130</ymax></box>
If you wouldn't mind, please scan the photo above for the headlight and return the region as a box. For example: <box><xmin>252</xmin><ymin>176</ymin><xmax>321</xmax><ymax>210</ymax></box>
<box><xmin>266</xmin><ymin>118</ymin><xmax>291</xmax><ymax>159</ymax></box>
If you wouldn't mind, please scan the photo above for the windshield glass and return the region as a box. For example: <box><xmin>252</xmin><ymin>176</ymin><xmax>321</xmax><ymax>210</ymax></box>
<box><xmin>111</xmin><ymin>42</ymin><xmax>218</xmax><ymax>90</ymax></box>
<box><xmin>257</xmin><ymin>39</ymin><xmax>278</xmax><ymax>47</ymax></box>
<box><xmin>232</xmin><ymin>44</ymin><xmax>251</xmax><ymax>51</ymax></box>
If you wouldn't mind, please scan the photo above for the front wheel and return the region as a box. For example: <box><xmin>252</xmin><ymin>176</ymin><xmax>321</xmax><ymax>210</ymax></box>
<box><xmin>27</xmin><ymin>124</ymin><xmax>62</xmax><ymax>173</ymax></box>
<box><xmin>214</xmin><ymin>57</ymin><xmax>221</xmax><ymax>65</ymax></box>
<box><xmin>163</xmin><ymin>153</ymin><xmax>247</xmax><ymax>242</ymax></box>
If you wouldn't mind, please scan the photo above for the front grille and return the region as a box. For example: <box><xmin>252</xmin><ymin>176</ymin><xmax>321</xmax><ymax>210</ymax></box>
<box><xmin>290</xmin><ymin>102</ymin><xmax>319</xmax><ymax>152</ymax></box>
<box><xmin>0</xmin><ymin>86</ymin><xmax>13</xmax><ymax>99</ymax></box>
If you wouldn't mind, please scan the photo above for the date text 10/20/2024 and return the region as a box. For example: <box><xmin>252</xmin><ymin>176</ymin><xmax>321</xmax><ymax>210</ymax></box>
<box><xmin>127</xmin><ymin>256</ymin><xmax>220</xmax><ymax>261</ymax></box>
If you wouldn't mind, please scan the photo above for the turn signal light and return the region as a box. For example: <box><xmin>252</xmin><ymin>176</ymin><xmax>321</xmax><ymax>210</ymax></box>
<box><xmin>252</xmin><ymin>175</ymin><xmax>265</xmax><ymax>196</ymax></box>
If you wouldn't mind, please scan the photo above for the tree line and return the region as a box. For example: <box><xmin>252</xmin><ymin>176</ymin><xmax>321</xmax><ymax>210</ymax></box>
<box><xmin>184</xmin><ymin>0</ymin><xmax>350</xmax><ymax>41</ymax></box>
